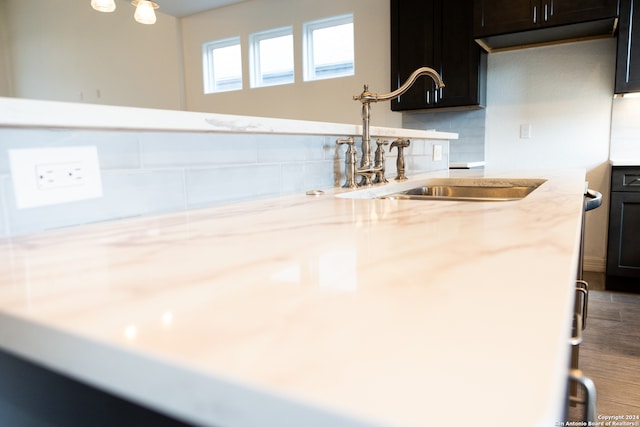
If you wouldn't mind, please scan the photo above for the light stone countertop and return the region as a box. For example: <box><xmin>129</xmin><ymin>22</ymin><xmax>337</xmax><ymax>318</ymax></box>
<box><xmin>0</xmin><ymin>167</ymin><xmax>586</xmax><ymax>427</ymax></box>
<box><xmin>0</xmin><ymin>97</ymin><xmax>457</xmax><ymax>141</ymax></box>
<box><xmin>610</xmin><ymin>159</ymin><xmax>640</xmax><ymax>167</ymax></box>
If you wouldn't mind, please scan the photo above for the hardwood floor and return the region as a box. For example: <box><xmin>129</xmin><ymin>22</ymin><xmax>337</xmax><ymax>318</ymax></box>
<box><xmin>568</xmin><ymin>272</ymin><xmax>640</xmax><ymax>422</ymax></box>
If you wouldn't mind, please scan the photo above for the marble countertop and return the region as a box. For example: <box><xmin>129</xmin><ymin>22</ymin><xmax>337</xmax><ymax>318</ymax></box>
<box><xmin>0</xmin><ymin>168</ymin><xmax>586</xmax><ymax>427</ymax></box>
<box><xmin>0</xmin><ymin>97</ymin><xmax>457</xmax><ymax>141</ymax></box>
<box><xmin>449</xmin><ymin>161</ymin><xmax>486</xmax><ymax>169</ymax></box>
<box><xmin>610</xmin><ymin>159</ymin><xmax>640</xmax><ymax>167</ymax></box>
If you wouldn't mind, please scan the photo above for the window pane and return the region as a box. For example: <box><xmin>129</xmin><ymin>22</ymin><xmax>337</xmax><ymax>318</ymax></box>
<box><xmin>212</xmin><ymin>44</ymin><xmax>242</xmax><ymax>92</ymax></box>
<box><xmin>312</xmin><ymin>23</ymin><xmax>354</xmax><ymax>77</ymax></box>
<box><xmin>202</xmin><ymin>38</ymin><xmax>242</xmax><ymax>94</ymax></box>
<box><xmin>249</xmin><ymin>27</ymin><xmax>294</xmax><ymax>88</ymax></box>
<box><xmin>259</xmin><ymin>34</ymin><xmax>294</xmax><ymax>85</ymax></box>
<box><xmin>304</xmin><ymin>15</ymin><xmax>354</xmax><ymax>81</ymax></box>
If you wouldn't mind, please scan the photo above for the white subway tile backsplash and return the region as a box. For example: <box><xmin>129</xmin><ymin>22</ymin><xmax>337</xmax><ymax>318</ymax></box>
<box><xmin>257</xmin><ymin>134</ymin><xmax>326</xmax><ymax>163</ymax></box>
<box><xmin>403</xmin><ymin>109</ymin><xmax>485</xmax><ymax>163</ymax></box>
<box><xmin>0</xmin><ymin>129</ymin><xmax>141</xmax><ymax>173</ymax></box>
<box><xmin>0</xmin><ymin>127</ymin><xmax>449</xmax><ymax>237</ymax></box>
<box><xmin>139</xmin><ymin>132</ymin><xmax>259</xmax><ymax>167</ymax></box>
<box><xmin>185</xmin><ymin>164</ymin><xmax>281</xmax><ymax>207</ymax></box>
<box><xmin>280</xmin><ymin>164</ymin><xmax>307</xmax><ymax>194</ymax></box>
<box><xmin>3</xmin><ymin>170</ymin><xmax>187</xmax><ymax>235</ymax></box>
<box><xmin>300</xmin><ymin>161</ymin><xmax>337</xmax><ymax>190</ymax></box>
<box><xmin>98</xmin><ymin>170</ymin><xmax>187</xmax><ymax>217</ymax></box>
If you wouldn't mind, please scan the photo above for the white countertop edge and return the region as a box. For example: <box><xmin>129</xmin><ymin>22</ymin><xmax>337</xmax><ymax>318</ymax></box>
<box><xmin>609</xmin><ymin>159</ymin><xmax>640</xmax><ymax>166</ymax></box>
<box><xmin>0</xmin><ymin>97</ymin><xmax>457</xmax><ymax>140</ymax></box>
<box><xmin>449</xmin><ymin>161</ymin><xmax>486</xmax><ymax>168</ymax></box>
<box><xmin>0</xmin><ymin>313</ymin><xmax>377</xmax><ymax>427</ymax></box>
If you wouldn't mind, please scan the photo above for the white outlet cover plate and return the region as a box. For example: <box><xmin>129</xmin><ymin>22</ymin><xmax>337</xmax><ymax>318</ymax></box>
<box><xmin>9</xmin><ymin>146</ymin><xmax>103</xmax><ymax>209</ymax></box>
<box><xmin>432</xmin><ymin>144</ymin><xmax>443</xmax><ymax>161</ymax></box>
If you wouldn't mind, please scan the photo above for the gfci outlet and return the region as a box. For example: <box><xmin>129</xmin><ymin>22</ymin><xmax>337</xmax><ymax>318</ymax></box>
<box><xmin>9</xmin><ymin>146</ymin><xmax>103</xmax><ymax>209</ymax></box>
<box><xmin>36</xmin><ymin>162</ymin><xmax>85</xmax><ymax>190</ymax></box>
<box><xmin>432</xmin><ymin>144</ymin><xmax>443</xmax><ymax>161</ymax></box>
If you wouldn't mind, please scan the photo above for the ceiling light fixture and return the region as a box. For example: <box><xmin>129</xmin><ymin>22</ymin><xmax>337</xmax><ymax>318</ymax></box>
<box><xmin>91</xmin><ymin>0</ymin><xmax>116</xmax><ymax>12</ymax></box>
<box><xmin>132</xmin><ymin>0</ymin><xmax>159</xmax><ymax>25</ymax></box>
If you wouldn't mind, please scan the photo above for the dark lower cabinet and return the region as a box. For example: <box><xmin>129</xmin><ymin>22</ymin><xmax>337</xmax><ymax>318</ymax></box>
<box><xmin>615</xmin><ymin>0</ymin><xmax>640</xmax><ymax>93</ymax></box>
<box><xmin>390</xmin><ymin>0</ymin><xmax>487</xmax><ymax>110</ymax></box>
<box><xmin>606</xmin><ymin>167</ymin><xmax>640</xmax><ymax>292</ymax></box>
<box><xmin>0</xmin><ymin>350</ymin><xmax>194</xmax><ymax>427</ymax></box>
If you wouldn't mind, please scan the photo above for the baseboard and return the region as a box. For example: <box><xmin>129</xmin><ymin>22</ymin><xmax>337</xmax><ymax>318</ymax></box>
<box><xmin>584</xmin><ymin>256</ymin><xmax>606</xmax><ymax>273</ymax></box>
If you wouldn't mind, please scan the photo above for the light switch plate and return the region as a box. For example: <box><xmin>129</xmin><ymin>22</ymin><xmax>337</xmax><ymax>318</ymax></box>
<box><xmin>520</xmin><ymin>123</ymin><xmax>532</xmax><ymax>139</ymax></box>
<box><xmin>9</xmin><ymin>146</ymin><xmax>103</xmax><ymax>209</ymax></box>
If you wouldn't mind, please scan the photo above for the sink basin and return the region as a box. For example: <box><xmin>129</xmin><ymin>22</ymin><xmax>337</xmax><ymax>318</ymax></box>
<box><xmin>379</xmin><ymin>178</ymin><xmax>546</xmax><ymax>202</ymax></box>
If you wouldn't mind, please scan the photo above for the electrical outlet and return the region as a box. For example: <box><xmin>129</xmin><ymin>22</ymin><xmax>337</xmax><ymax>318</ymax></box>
<box><xmin>432</xmin><ymin>144</ymin><xmax>443</xmax><ymax>161</ymax></box>
<box><xmin>9</xmin><ymin>146</ymin><xmax>103</xmax><ymax>209</ymax></box>
<box><xmin>36</xmin><ymin>162</ymin><xmax>85</xmax><ymax>190</ymax></box>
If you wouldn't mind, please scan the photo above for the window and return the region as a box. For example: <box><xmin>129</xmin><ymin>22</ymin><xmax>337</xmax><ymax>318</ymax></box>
<box><xmin>202</xmin><ymin>37</ymin><xmax>242</xmax><ymax>93</ymax></box>
<box><xmin>303</xmin><ymin>14</ymin><xmax>354</xmax><ymax>81</ymax></box>
<box><xmin>249</xmin><ymin>27</ymin><xmax>294</xmax><ymax>88</ymax></box>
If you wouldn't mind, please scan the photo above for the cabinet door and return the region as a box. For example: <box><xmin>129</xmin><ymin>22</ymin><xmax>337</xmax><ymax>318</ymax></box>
<box><xmin>474</xmin><ymin>0</ymin><xmax>539</xmax><ymax>37</ymax></box>
<box><xmin>546</xmin><ymin>0</ymin><xmax>619</xmax><ymax>26</ymax></box>
<box><xmin>615</xmin><ymin>0</ymin><xmax>640</xmax><ymax>93</ymax></box>
<box><xmin>606</xmin><ymin>191</ymin><xmax>640</xmax><ymax>282</ymax></box>
<box><xmin>390</xmin><ymin>0</ymin><xmax>437</xmax><ymax>110</ymax></box>
<box><xmin>391</xmin><ymin>0</ymin><xmax>486</xmax><ymax>110</ymax></box>
<box><xmin>437</xmin><ymin>0</ymin><xmax>487</xmax><ymax>108</ymax></box>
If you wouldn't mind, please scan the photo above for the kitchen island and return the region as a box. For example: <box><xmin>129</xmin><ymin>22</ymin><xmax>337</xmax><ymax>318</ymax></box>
<box><xmin>0</xmin><ymin>167</ymin><xmax>586</xmax><ymax>427</ymax></box>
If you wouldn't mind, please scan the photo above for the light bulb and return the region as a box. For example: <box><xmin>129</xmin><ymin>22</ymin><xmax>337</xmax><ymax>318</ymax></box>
<box><xmin>91</xmin><ymin>0</ymin><xmax>116</xmax><ymax>12</ymax></box>
<box><xmin>133</xmin><ymin>0</ymin><xmax>157</xmax><ymax>24</ymax></box>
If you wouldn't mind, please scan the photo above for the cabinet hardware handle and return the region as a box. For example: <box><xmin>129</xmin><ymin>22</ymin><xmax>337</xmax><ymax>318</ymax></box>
<box><xmin>544</xmin><ymin>3</ymin><xmax>549</xmax><ymax>21</ymax></box>
<box><xmin>568</xmin><ymin>369</ymin><xmax>597</xmax><ymax>423</ymax></box>
<box><xmin>533</xmin><ymin>5</ymin><xmax>537</xmax><ymax>23</ymax></box>
<box><xmin>570</xmin><ymin>313</ymin><xmax>583</xmax><ymax>346</ymax></box>
<box><xmin>626</xmin><ymin>176</ymin><xmax>640</xmax><ymax>186</ymax></box>
<box><xmin>576</xmin><ymin>280</ymin><xmax>588</xmax><ymax>330</ymax></box>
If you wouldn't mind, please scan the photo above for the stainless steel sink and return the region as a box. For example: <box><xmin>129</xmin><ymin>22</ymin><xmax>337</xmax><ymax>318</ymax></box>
<box><xmin>379</xmin><ymin>178</ymin><xmax>546</xmax><ymax>202</ymax></box>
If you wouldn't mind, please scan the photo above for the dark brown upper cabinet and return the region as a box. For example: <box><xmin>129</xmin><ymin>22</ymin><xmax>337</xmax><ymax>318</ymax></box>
<box><xmin>474</xmin><ymin>0</ymin><xmax>619</xmax><ymax>51</ymax></box>
<box><xmin>390</xmin><ymin>0</ymin><xmax>487</xmax><ymax>111</ymax></box>
<box><xmin>615</xmin><ymin>0</ymin><xmax>640</xmax><ymax>93</ymax></box>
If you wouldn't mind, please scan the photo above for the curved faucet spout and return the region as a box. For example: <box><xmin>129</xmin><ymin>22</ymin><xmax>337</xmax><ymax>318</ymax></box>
<box><xmin>348</xmin><ymin>66</ymin><xmax>445</xmax><ymax>187</ymax></box>
<box><xmin>353</xmin><ymin>67</ymin><xmax>445</xmax><ymax>103</ymax></box>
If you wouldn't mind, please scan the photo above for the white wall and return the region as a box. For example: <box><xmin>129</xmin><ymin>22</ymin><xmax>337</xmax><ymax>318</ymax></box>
<box><xmin>3</xmin><ymin>0</ymin><xmax>184</xmax><ymax>109</ymax></box>
<box><xmin>610</xmin><ymin>96</ymin><xmax>640</xmax><ymax>160</ymax></box>
<box><xmin>2</xmin><ymin>0</ymin><xmax>397</xmax><ymax>126</ymax></box>
<box><xmin>485</xmin><ymin>38</ymin><xmax>617</xmax><ymax>271</ymax></box>
<box><xmin>180</xmin><ymin>0</ymin><xmax>402</xmax><ymax>127</ymax></box>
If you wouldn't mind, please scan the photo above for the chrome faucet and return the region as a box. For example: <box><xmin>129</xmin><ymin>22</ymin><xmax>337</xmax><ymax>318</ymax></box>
<box><xmin>348</xmin><ymin>67</ymin><xmax>445</xmax><ymax>185</ymax></box>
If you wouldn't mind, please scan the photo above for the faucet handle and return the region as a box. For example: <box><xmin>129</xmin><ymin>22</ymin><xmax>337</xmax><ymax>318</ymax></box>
<box><xmin>373</xmin><ymin>139</ymin><xmax>389</xmax><ymax>184</ymax></box>
<box><xmin>376</xmin><ymin>139</ymin><xmax>389</xmax><ymax>148</ymax></box>
<box><xmin>336</xmin><ymin>137</ymin><xmax>355</xmax><ymax>147</ymax></box>
<box><xmin>337</xmin><ymin>137</ymin><xmax>358</xmax><ymax>189</ymax></box>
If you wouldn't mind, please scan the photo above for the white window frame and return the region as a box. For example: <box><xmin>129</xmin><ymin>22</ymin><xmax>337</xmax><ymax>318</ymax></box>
<box><xmin>202</xmin><ymin>37</ymin><xmax>243</xmax><ymax>94</ymax></box>
<box><xmin>249</xmin><ymin>26</ymin><xmax>294</xmax><ymax>88</ymax></box>
<box><xmin>303</xmin><ymin>14</ymin><xmax>355</xmax><ymax>82</ymax></box>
